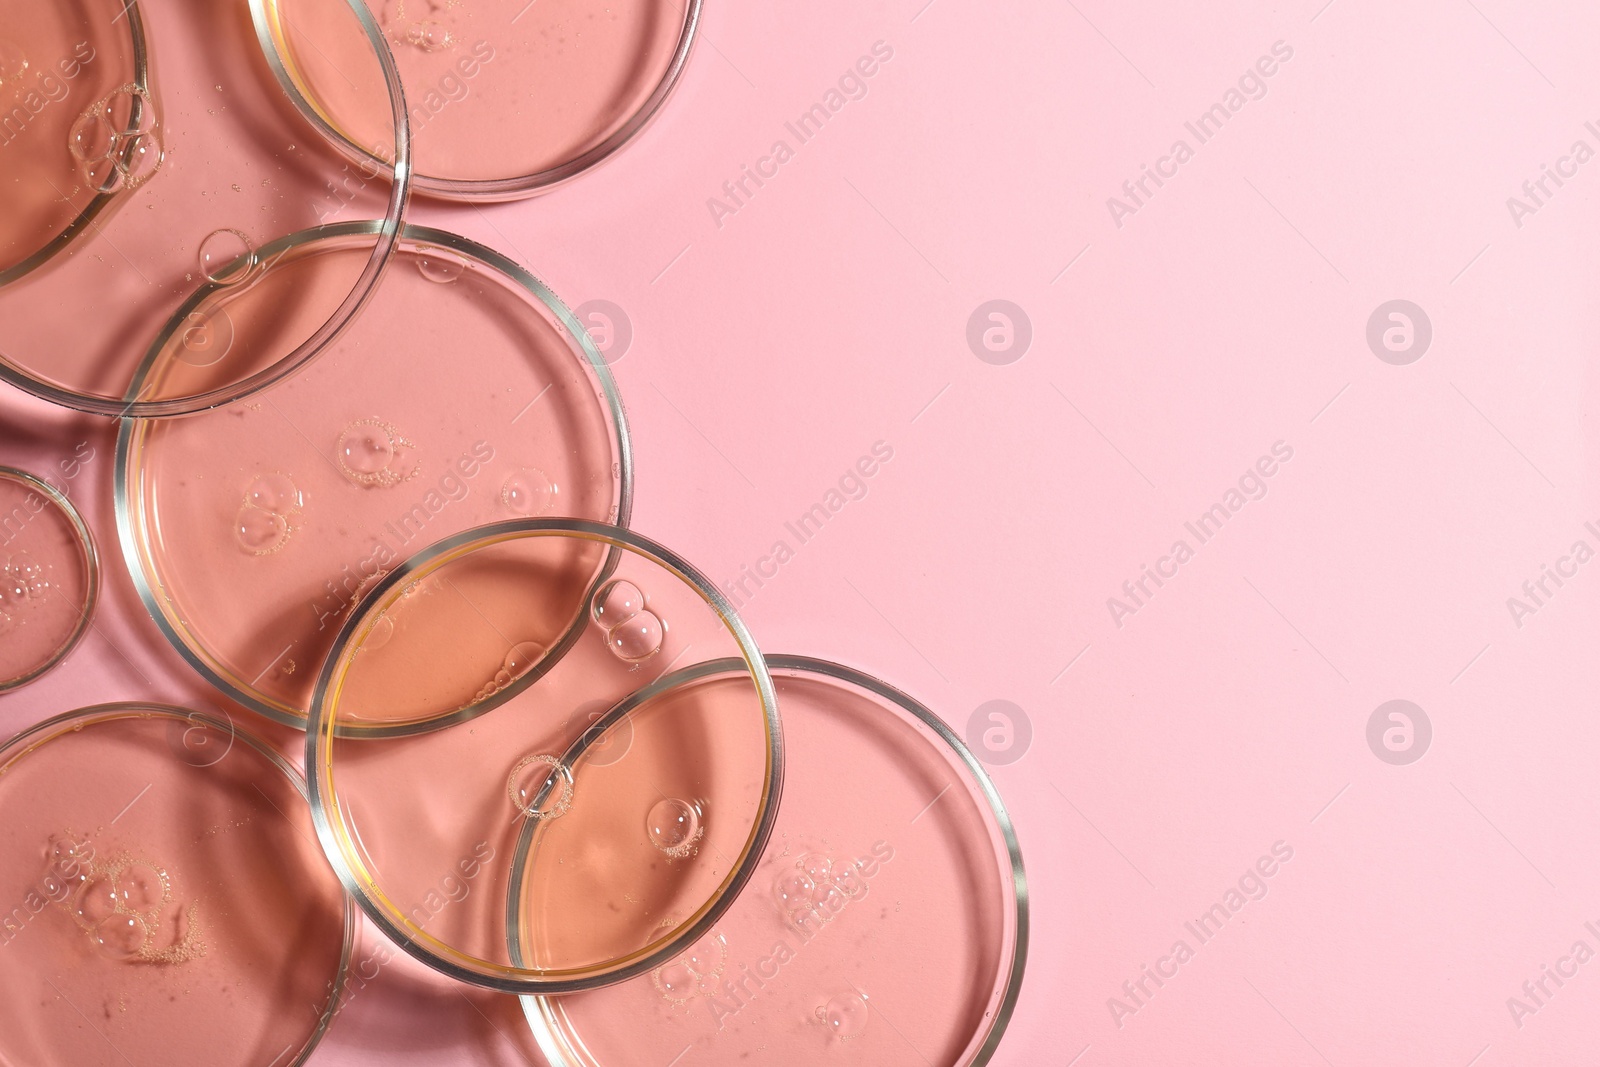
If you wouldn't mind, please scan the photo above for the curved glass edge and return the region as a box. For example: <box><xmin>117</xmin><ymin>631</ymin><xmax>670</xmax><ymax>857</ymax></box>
<box><xmin>111</xmin><ymin>222</ymin><xmax>635</xmax><ymax>732</ymax></box>
<box><xmin>0</xmin><ymin>0</ymin><xmax>411</xmax><ymax>418</ymax></box>
<box><xmin>0</xmin><ymin>466</ymin><xmax>100</xmax><ymax>694</ymax></box>
<box><xmin>519</xmin><ymin>655</ymin><xmax>1031</xmax><ymax>1067</ymax></box>
<box><xmin>253</xmin><ymin>0</ymin><xmax>702</xmax><ymax>200</ymax></box>
<box><xmin>0</xmin><ymin>702</ymin><xmax>356</xmax><ymax>1067</ymax></box>
<box><xmin>303</xmin><ymin>519</ymin><xmax>782</xmax><ymax>994</ymax></box>
<box><xmin>0</xmin><ymin>0</ymin><xmax>149</xmax><ymax>288</ymax></box>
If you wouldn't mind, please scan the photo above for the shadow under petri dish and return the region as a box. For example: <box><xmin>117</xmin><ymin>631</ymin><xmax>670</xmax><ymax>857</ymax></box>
<box><xmin>521</xmin><ymin>659</ymin><xmax>1028</xmax><ymax>1067</ymax></box>
<box><xmin>0</xmin><ymin>705</ymin><xmax>351</xmax><ymax>1067</ymax></box>
<box><xmin>259</xmin><ymin>0</ymin><xmax>695</xmax><ymax>196</ymax></box>
<box><xmin>307</xmin><ymin>522</ymin><xmax>780</xmax><ymax>992</ymax></box>
<box><xmin>0</xmin><ymin>467</ymin><xmax>97</xmax><ymax>692</ymax></box>
<box><xmin>0</xmin><ymin>0</ymin><xmax>408</xmax><ymax>416</ymax></box>
<box><xmin>118</xmin><ymin>225</ymin><xmax>629</xmax><ymax>729</ymax></box>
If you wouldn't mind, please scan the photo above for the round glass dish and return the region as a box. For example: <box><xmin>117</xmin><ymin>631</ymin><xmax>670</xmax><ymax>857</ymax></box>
<box><xmin>0</xmin><ymin>703</ymin><xmax>353</xmax><ymax>1067</ymax></box>
<box><xmin>0</xmin><ymin>465</ymin><xmax>98</xmax><ymax>692</ymax></box>
<box><xmin>306</xmin><ymin>519</ymin><xmax>782</xmax><ymax>992</ymax></box>
<box><xmin>116</xmin><ymin>223</ymin><xmax>632</xmax><ymax>730</ymax></box>
<box><xmin>0</xmin><ymin>0</ymin><xmax>410</xmax><ymax>417</ymax></box>
<box><xmin>521</xmin><ymin>656</ymin><xmax>1028</xmax><ymax>1067</ymax></box>
<box><xmin>256</xmin><ymin>0</ymin><xmax>702</xmax><ymax>199</ymax></box>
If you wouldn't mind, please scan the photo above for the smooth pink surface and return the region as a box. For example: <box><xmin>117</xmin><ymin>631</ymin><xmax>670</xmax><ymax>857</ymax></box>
<box><xmin>4</xmin><ymin>1</ymin><xmax>1600</xmax><ymax>1064</ymax></box>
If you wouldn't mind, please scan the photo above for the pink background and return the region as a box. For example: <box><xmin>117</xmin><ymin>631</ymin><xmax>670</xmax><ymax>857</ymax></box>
<box><xmin>6</xmin><ymin>0</ymin><xmax>1600</xmax><ymax>1062</ymax></box>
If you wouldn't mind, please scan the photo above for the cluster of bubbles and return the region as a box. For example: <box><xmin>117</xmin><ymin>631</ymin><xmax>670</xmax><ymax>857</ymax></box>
<box><xmin>651</xmin><ymin>929</ymin><xmax>728</xmax><ymax>1007</ymax></box>
<box><xmin>45</xmin><ymin>835</ymin><xmax>204</xmax><ymax>964</ymax></box>
<box><xmin>467</xmin><ymin>640</ymin><xmax>545</xmax><ymax>705</ymax></box>
<box><xmin>591</xmin><ymin>579</ymin><xmax>664</xmax><ymax>663</ymax></box>
<box><xmin>645</xmin><ymin>797</ymin><xmax>704</xmax><ymax>859</ymax></box>
<box><xmin>234</xmin><ymin>473</ymin><xmax>303</xmax><ymax>556</ymax></box>
<box><xmin>772</xmin><ymin>851</ymin><xmax>872</xmax><ymax>934</ymax></box>
<box><xmin>382</xmin><ymin>0</ymin><xmax>461</xmax><ymax>52</ymax></box>
<box><xmin>500</xmin><ymin>467</ymin><xmax>556</xmax><ymax>515</ymax></box>
<box><xmin>506</xmin><ymin>752</ymin><xmax>573</xmax><ymax>820</ymax></box>
<box><xmin>0</xmin><ymin>553</ymin><xmax>49</xmax><ymax>635</ymax></box>
<box><xmin>336</xmin><ymin>418</ymin><xmax>418</xmax><ymax>489</ymax></box>
<box><xmin>68</xmin><ymin>86</ymin><xmax>164</xmax><ymax>193</ymax></box>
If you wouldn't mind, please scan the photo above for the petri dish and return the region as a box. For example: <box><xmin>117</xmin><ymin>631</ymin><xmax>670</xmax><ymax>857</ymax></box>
<box><xmin>0</xmin><ymin>703</ymin><xmax>353</xmax><ymax>1067</ymax></box>
<box><xmin>257</xmin><ymin>0</ymin><xmax>702</xmax><ymax>199</ymax></box>
<box><xmin>0</xmin><ymin>466</ymin><xmax>98</xmax><ymax>692</ymax></box>
<box><xmin>305</xmin><ymin>519</ymin><xmax>782</xmax><ymax>992</ymax></box>
<box><xmin>0</xmin><ymin>0</ymin><xmax>410</xmax><ymax>417</ymax></box>
<box><xmin>116</xmin><ymin>223</ymin><xmax>631</xmax><ymax>729</ymax></box>
<box><xmin>521</xmin><ymin>657</ymin><xmax>1028</xmax><ymax>1067</ymax></box>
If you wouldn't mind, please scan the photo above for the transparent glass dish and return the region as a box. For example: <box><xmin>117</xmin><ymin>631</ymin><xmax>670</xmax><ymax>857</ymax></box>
<box><xmin>521</xmin><ymin>656</ymin><xmax>1029</xmax><ymax>1066</ymax></box>
<box><xmin>0</xmin><ymin>465</ymin><xmax>98</xmax><ymax>692</ymax></box>
<box><xmin>116</xmin><ymin>224</ymin><xmax>632</xmax><ymax>730</ymax></box>
<box><xmin>0</xmin><ymin>703</ymin><xmax>353</xmax><ymax>1067</ymax></box>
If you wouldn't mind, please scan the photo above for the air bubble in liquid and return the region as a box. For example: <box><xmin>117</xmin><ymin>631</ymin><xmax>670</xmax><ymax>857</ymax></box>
<box><xmin>646</xmin><ymin>798</ymin><xmax>704</xmax><ymax>857</ymax></box>
<box><xmin>503</xmin><ymin>641</ymin><xmax>544</xmax><ymax>679</ymax></box>
<box><xmin>68</xmin><ymin>108</ymin><xmax>116</xmax><ymax>164</ymax></box>
<box><xmin>116</xmin><ymin>863</ymin><xmax>168</xmax><ymax>912</ymax></box>
<box><xmin>608</xmin><ymin>610</ymin><xmax>664</xmax><ymax>662</ymax></box>
<box><xmin>365</xmin><ymin>614</ymin><xmax>395</xmax><ymax>651</ymax></box>
<box><xmin>507</xmin><ymin>754</ymin><xmax>574</xmax><ymax>820</ymax></box>
<box><xmin>0</xmin><ymin>574</ymin><xmax>26</xmax><ymax>607</ymax></box>
<box><xmin>500</xmin><ymin>468</ymin><xmax>556</xmax><ymax>515</ymax></box>
<box><xmin>94</xmin><ymin>914</ymin><xmax>149</xmax><ymax>961</ymax></box>
<box><xmin>653</xmin><ymin>961</ymin><xmax>696</xmax><ymax>1003</ymax></box>
<box><xmin>773</xmin><ymin>871</ymin><xmax>815</xmax><ymax>913</ymax></box>
<box><xmin>337</xmin><ymin>419</ymin><xmax>415</xmax><ymax>488</ymax></box>
<box><xmin>819</xmin><ymin>992</ymin><xmax>869</xmax><ymax>1040</ymax></box>
<box><xmin>246</xmin><ymin>473</ymin><xmax>302</xmax><ymax>514</ymax></box>
<box><xmin>592</xmin><ymin>580</ymin><xmax>643</xmax><ymax>625</ymax></box>
<box><xmin>199</xmin><ymin>229</ymin><xmax>257</xmax><ymax>286</ymax></box>
<box><xmin>178</xmin><ymin>307</ymin><xmax>235</xmax><ymax>366</ymax></box>
<box><xmin>680</xmin><ymin>930</ymin><xmax>727</xmax><ymax>987</ymax></box>
<box><xmin>812</xmin><ymin>883</ymin><xmax>847</xmax><ymax>916</ymax></box>
<box><xmin>415</xmin><ymin>248</ymin><xmax>465</xmax><ymax>283</ymax></box>
<box><xmin>73</xmin><ymin>877</ymin><xmax>118</xmax><ymax>928</ymax></box>
<box><xmin>799</xmin><ymin>853</ymin><xmax>834</xmax><ymax>885</ymax></box>
<box><xmin>412</xmin><ymin>20</ymin><xmax>456</xmax><ymax>52</ymax></box>
<box><xmin>236</xmin><ymin>505</ymin><xmax>289</xmax><ymax>556</ymax></box>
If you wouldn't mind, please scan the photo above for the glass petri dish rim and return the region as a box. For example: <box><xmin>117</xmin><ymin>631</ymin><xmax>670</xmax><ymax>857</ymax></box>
<box><xmin>0</xmin><ymin>0</ymin><xmax>413</xmax><ymax>419</ymax></box>
<box><xmin>111</xmin><ymin>221</ymin><xmax>636</xmax><ymax>734</ymax></box>
<box><xmin>0</xmin><ymin>465</ymin><xmax>100</xmax><ymax>694</ymax></box>
<box><xmin>519</xmin><ymin>655</ymin><xmax>1031</xmax><ymax>1067</ymax></box>
<box><xmin>304</xmin><ymin>518</ymin><xmax>783</xmax><ymax>994</ymax></box>
<box><xmin>0</xmin><ymin>1</ymin><xmax>149</xmax><ymax>289</ymax></box>
<box><xmin>0</xmin><ymin>701</ymin><xmax>356</xmax><ymax>1067</ymax></box>
<box><xmin>253</xmin><ymin>0</ymin><xmax>704</xmax><ymax>201</ymax></box>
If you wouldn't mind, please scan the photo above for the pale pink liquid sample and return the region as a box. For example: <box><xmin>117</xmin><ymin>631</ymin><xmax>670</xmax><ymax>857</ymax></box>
<box><xmin>0</xmin><ymin>471</ymin><xmax>93</xmax><ymax>689</ymax></box>
<box><xmin>526</xmin><ymin>667</ymin><xmax>1022</xmax><ymax>1066</ymax></box>
<box><xmin>121</xmin><ymin>232</ymin><xmax>624</xmax><ymax>724</ymax></box>
<box><xmin>268</xmin><ymin>0</ymin><xmax>686</xmax><ymax>188</ymax></box>
<box><xmin>315</xmin><ymin>529</ymin><xmax>776</xmax><ymax>984</ymax></box>
<box><xmin>0</xmin><ymin>0</ymin><xmax>402</xmax><ymax>412</ymax></box>
<box><xmin>0</xmin><ymin>708</ymin><xmax>348</xmax><ymax>1066</ymax></box>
